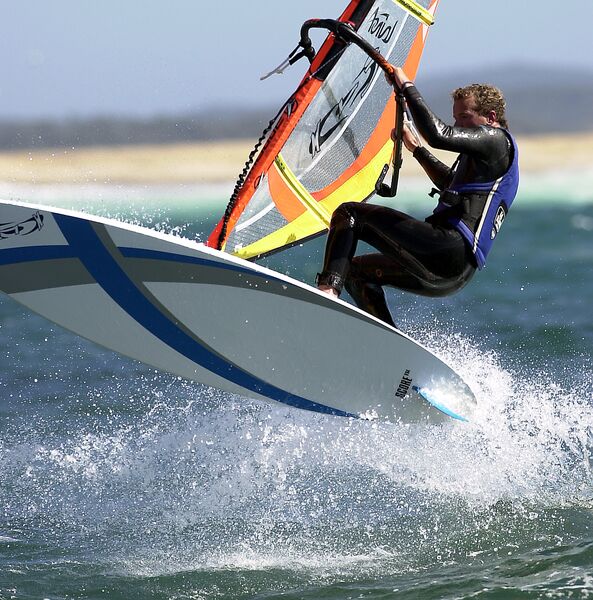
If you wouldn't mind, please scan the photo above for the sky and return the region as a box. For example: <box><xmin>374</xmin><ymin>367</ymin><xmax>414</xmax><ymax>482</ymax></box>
<box><xmin>1</xmin><ymin>0</ymin><xmax>592</xmax><ymax>120</ymax></box>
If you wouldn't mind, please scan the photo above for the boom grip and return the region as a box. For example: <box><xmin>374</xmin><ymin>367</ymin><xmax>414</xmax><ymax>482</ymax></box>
<box><xmin>299</xmin><ymin>18</ymin><xmax>395</xmax><ymax>81</ymax></box>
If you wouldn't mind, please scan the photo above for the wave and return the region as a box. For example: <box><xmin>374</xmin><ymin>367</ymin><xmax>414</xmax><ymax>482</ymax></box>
<box><xmin>1</xmin><ymin>329</ymin><xmax>591</xmax><ymax>591</ymax></box>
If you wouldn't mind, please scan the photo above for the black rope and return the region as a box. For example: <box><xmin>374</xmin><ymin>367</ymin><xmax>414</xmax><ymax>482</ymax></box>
<box><xmin>215</xmin><ymin>102</ymin><xmax>287</xmax><ymax>250</ymax></box>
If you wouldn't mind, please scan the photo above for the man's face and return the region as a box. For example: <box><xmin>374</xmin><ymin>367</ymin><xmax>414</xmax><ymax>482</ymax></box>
<box><xmin>453</xmin><ymin>95</ymin><xmax>489</xmax><ymax>128</ymax></box>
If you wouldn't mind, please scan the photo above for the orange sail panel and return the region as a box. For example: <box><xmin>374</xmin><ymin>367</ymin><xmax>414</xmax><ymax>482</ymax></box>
<box><xmin>208</xmin><ymin>0</ymin><xmax>440</xmax><ymax>260</ymax></box>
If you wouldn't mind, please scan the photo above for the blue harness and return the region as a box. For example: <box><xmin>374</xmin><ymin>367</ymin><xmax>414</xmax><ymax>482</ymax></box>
<box><xmin>435</xmin><ymin>130</ymin><xmax>519</xmax><ymax>269</ymax></box>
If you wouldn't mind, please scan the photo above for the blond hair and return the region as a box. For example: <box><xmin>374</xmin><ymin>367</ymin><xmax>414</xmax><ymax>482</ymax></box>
<box><xmin>452</xmin><ymin>83</ymin><xmax>509</xmax><ymax>129</ymax></box>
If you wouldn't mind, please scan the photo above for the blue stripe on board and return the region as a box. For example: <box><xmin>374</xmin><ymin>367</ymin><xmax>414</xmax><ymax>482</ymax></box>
<box><xmin>0</xmin><ymin>245</ymin><xmax>76</xmax><ymax>265</ymax></box>
<box><xmin>0</xmin><ymin>243</ymin><xmax>384</xmax><ymax>330</ymax></box>
<box><xmin>120</xmin><ymin>247</ymin><xmax>258</xmax><ymax>274</ymax></box>
<box><xmin>54</xmin><ymin>214</ymin><xmax>355</xmax><ymax>418</ymax></box>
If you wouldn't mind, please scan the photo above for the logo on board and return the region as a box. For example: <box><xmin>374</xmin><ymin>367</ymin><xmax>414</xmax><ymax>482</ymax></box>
<box><xmin>395</xmin><ymin>369</ymin><xmax>413</xmax><ymax>399</ymax></box>
<box><xmin>0</xmin><ymin>211</ymin><xmax>44</xmax><ymax>240</ymax></box>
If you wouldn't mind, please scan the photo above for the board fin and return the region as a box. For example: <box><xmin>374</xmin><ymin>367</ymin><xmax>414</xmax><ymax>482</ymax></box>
<box><xmin>413</xmin><ymin>385</ymin><xmax>469</xmax><ymax>422</ymax></box>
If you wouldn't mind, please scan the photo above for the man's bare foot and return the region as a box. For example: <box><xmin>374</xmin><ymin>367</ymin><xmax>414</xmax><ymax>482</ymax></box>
<box><xmin>318</xmin><ymin>285</ymin><xmax>339</xmax><ymax>297</ymax></box>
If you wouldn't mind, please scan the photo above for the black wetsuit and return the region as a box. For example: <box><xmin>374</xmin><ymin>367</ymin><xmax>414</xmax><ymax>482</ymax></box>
<box><xmin>316</xmin><ymin>84</ymin><xmax>514</xmax><ymax>327</ymax></box>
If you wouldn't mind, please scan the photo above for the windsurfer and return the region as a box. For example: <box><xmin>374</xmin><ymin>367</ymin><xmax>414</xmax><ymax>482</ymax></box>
<box><xmin>316</xmin><ymin>66</ymin><xmax>519</xmax><ymax>327</ymax></box>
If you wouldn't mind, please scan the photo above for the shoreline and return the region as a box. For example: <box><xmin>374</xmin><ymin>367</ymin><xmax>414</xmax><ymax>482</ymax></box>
<box><xmin>0</xmin><ymin>132</ymin><xmax>592</xmax><ymax>186</ymax></box>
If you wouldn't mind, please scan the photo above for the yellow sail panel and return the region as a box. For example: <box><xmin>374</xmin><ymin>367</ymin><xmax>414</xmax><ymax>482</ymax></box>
<box><xmin>275</xmin><ymin>154</ymin><xmax>332</xmax><ymax>228</ymax></box>
<box><xmin>232</xmin><ymin>138</ymin><xmax>394</xmax><ymax>260</ymax></box>
<box><xmin>231</xmin><ymin>211</ymin><xmax>323</xmax><ymax>261</ymax></box>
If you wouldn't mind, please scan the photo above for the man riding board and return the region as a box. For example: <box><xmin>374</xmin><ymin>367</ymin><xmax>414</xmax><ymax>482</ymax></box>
<box><xmin>316</xmin><ymin>66</ymin><xmax>519</xmax><ymax>327</ymax></box>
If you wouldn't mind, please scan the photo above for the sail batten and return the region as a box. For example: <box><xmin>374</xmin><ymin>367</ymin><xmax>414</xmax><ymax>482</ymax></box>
<box><xmin>275</xmin><ymin>154</ymin><xmax>332</xmax><ymax>227</ymax></box>
<box><xmin>207</xmin><ymin>0</ymin><xmax>439</xmax><ymax>260</ymax></box>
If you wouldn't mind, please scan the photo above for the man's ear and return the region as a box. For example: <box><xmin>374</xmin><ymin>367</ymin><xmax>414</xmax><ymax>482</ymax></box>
<box><xmin>486</xmin><ymin>110</ymin><xmax>497</xmax><ymax>125</ymax></box>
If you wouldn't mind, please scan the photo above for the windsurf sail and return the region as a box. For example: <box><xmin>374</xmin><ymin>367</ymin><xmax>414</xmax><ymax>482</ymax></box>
<box><xmin>207</xmin><ymin>0</ymin><xmax>440</xmax><ymax>260</ymax></box>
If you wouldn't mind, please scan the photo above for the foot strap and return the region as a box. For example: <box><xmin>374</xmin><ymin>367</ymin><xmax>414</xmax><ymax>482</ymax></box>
<box><xmin>315</xmin><ymin>271</ymin><xmax>345</xmax><ymax>294</ymax></box>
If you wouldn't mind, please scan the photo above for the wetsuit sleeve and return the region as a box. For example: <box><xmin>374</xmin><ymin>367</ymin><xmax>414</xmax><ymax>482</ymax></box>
<box><xmin>412</xmin><ymin>146</ymin><xmax>453</xmax><ymax>190</ymax></box>
<box><xmin>403</xmin><ymin>84</ymin><xmax>507</xmax><ymax>158</ymax></box>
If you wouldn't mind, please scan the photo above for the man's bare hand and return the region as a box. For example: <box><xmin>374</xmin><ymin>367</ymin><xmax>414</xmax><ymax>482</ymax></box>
<box><xmin>392</xmin><ymin>124</ymin><xmax>422</xmax><ymax>152</ymax></box>
<box><xmin>402</xmin><ymin>123</ymin><xmax>421</xmax><ymax>152</ymax></box>
<box><xmin>385</xmin><ymin>66</ymin><xmax>412</xmax><ymax>90</ymax></box>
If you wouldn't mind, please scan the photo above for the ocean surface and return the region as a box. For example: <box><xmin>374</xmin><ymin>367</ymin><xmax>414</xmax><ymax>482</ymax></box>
<box><xmin>1</xmin><ymin>172</ymin><xmax>592</xmax><ymax>599</ymax></box>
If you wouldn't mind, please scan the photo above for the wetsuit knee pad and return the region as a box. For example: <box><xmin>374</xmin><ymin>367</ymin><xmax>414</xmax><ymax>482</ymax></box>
<box><xmin>332</xmin><ymin>202</ymin><xmax>360</xmax><ymax>231</ymax></box>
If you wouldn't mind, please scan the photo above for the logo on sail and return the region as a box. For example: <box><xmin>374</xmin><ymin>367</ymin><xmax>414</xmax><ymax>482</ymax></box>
<box><xmin>0</xmin><ymin>211</ymin><xmax>44</xmax><ymax>240</ymax></box>
<box><xmin>367</xmin><ymin>8</ymin><xmax>398</xmax><ymax>44</ymax></box>
<box><xmin>309</xmin><ymin>56</ymin><xmax>378</xmax><ymax>157</ymax></box>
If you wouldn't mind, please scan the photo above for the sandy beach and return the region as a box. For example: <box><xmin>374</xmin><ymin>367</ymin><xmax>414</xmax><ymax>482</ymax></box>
<box><xmin>0</xmin><ymin>133</ymin><xmax>591</xmax><ymax>185</ymax></box>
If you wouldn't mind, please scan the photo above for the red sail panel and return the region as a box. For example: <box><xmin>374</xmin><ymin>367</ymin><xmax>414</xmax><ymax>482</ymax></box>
<box><xmin>208</xmin><ymin>0</ymin><xmax>440</xmax><ymax>260</ymax></box>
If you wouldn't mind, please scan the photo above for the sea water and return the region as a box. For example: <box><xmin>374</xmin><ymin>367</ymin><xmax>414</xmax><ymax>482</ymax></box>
<box><xmin>0</xmin><ymin>172</ymin><xmax>592</xmax><ymax>599</ymax></box>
